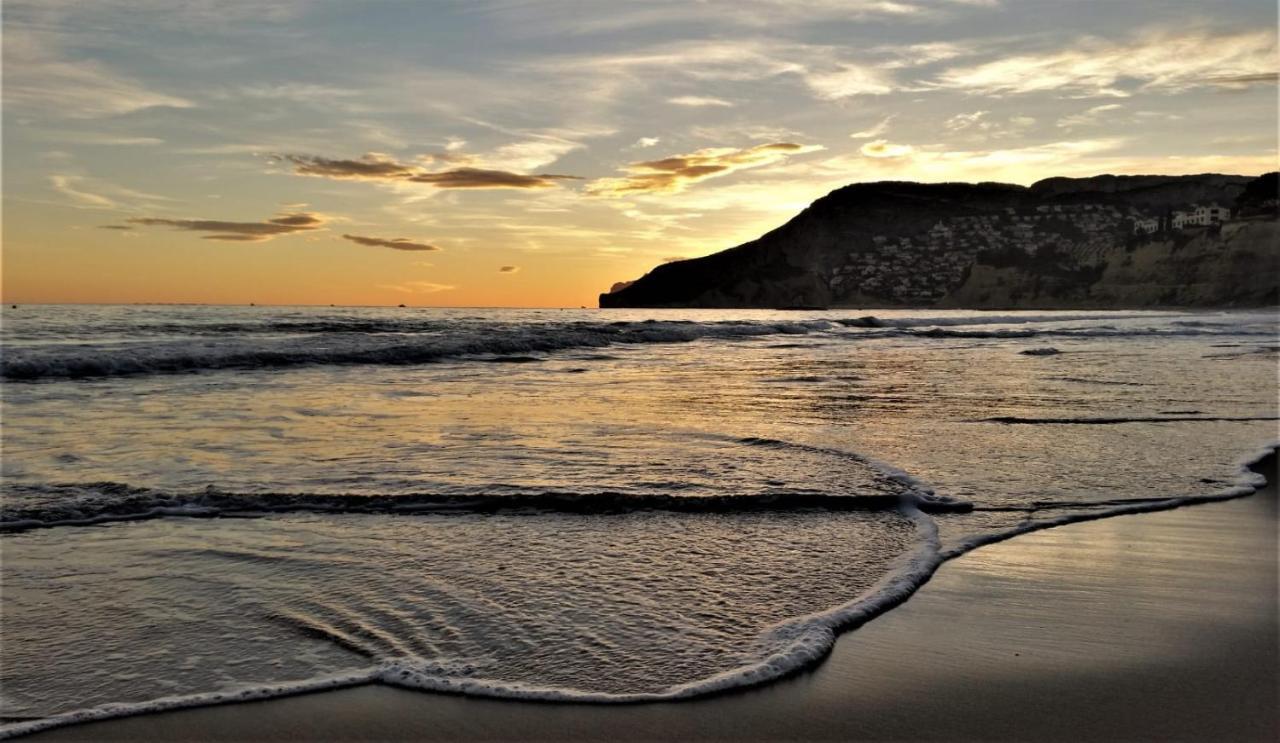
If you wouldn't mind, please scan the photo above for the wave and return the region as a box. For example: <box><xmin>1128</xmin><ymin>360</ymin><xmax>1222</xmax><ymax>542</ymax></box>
<box><xmin>2</xmin><ymin>434</ymin><xmax>958</xmax><ymax>531</ymax></box>
<box><xmin>903</xmin><ymin>326</ymin><xmax>1277</xmax><ymax>340</ymax></box>
<box><xmin>977</xmin><ymin>414</ymin><xmax>1279</xmax><ymax>425</ymax></box>
<box><xmin>1045</xmin><ymin>376</ymin><xmax>1152</xmax><ymax>387</ymax></box>
<box><xmin>5</xmin><ymin>311</ymin><xmax>1187</xmax><ymax>339</ymax></box>
<box><xmin>1</xmin><ymin>320</ymin><xmax>836</xmax><ymax>381</ymax></box>
<box><xmin>0</xmin><ymin>483</ymin><xmax>973</xmax><ymax>533</ymax></box>
<box><xmin>3</xmin><ymin>444</ymin><xmax>1273</xmax><ymax>741</ymax></box>
<box><xmin>7</xmin><ymin>311</ymin><xmax>1277</xmax><ymax>381</ymax></box>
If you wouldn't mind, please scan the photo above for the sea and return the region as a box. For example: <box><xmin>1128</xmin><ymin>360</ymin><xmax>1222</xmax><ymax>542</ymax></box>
<box><xmin>1</xmin><ymin>305</ymin><xmax>1277</xmax><ymax>736</ymax></box>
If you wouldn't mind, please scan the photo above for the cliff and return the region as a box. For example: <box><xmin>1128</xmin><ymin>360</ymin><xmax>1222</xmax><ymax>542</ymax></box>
<box><xmin>599</xmin><ymin>173</ymin><xmax>1279</xmax><ymax>309</ymax></box>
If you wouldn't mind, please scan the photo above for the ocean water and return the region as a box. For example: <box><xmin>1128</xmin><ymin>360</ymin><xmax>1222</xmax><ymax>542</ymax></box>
<box><xmin>1</xmin><ymin>306</ymin><xmax>1276</xmax><ymax>735</ymax></box>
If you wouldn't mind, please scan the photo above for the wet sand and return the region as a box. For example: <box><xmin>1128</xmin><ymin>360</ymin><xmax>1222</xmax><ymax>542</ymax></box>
<box><xmin>28</xmin><ymin>454</ymin><xmax>1278</xmax><ymax>742</ymax></box>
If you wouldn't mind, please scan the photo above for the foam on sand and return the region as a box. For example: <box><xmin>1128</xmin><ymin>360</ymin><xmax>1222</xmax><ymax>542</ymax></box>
<box><xmin>3</xmin><ymin>443</ymin><xmax>1273</xmax><ymax>740</ymax></box>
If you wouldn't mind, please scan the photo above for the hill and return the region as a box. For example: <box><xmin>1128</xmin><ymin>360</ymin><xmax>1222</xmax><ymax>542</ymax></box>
<box><xmin>599</xmin><ymin>173</ymin><xmax>1279</xmax><ymax>309</ymax></box>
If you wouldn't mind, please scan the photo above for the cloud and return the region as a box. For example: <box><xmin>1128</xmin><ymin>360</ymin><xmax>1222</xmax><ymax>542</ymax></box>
<box><xmin>930</xmin><ymin>28</ymin><xmax>1278</xmax><ymax>97</ymax></box>
<box><xmin>233</xmin><ymin>83</ymin><xmax>363</xmax><ymax>103</ymax></box>
<box><xmin>860</xmin><ymin>139</ymin><xmax>915</xmax><ymax>158</ymax></box>
<box><xmin>4</xmin><ymin>32</ymin><xmax>194</xmax><ymax>118</ymax></box>
<box><xmin>481</xmin><ymin>139</ymin><xmax>583</xmax><ymax>171</ymax></box>
<box><xmin>279</xmin><ymin>153</ymin><xmax>418</xmax><ymax>179</ymax></box>
<box><xmin>805</xmin><ymin>64</ymin><xmax>894</xmax><ymax>99</ymax></box>
<box><xmin>406</xmin><ymin>168</ymin><xmax>581</xmax><ymax>189</ymax></box>
<box><xmin>498</xmin><ymin>265</ymin><xmax>520</xmax><ymax>273</ymax></box>
<box><xmin>50</xmin><ymin>175</ymin><xmax>117</xmax><ymax>208</ymax></box>
<box><xmin>937</xmin><ymin>111</ymin><xmax>1039</xmax><ymax>141</ymax></box>
<box><xmin>377</xmin><ymin>281</ymin><xmax>456</xmax><ymax>294</ymax></box>
<box><xmin>278</xmin><ymin>153</ymin><xmax>581</xmax><ymax>189</ymax></box>
<box><xmin>943</xmin><ymin>110</ymin><xmax>988</xmax><ymax>132</ymax></box>
<box><xmin>98</xmin><ymin>224</ymin><xmax>134</xmax><ymax>230</ymax></box>
<box><xmin>692</xmin><ymin>124</ymin><xmax>804</xmax><ymax>142</ymax></box>
<box><xmin>588</xmin><ymin>142</ymin><xmax>823</xmax><ymax>196</ymax></box>
<box><xmin>1057</xmin><ymin>103</ymin><xmax>1124</xmax><ymax>129</ymax></box>
<box><xmin>668</xmin><ymin>95</ymin><xmax>734</xmax><ymax>107</ymax></box>
<box><xmin>821</xmin><ymin>137</ymin><xmax>1277</xmax><ymax>186</ymax></box>
<box><xmin>35</xmin><ymin>131</ymin><xmax>165</xmax><ymax>146</ymax></box>
<box><xmin>49</xmin><ymin>173</ymin><xmax>176</xmax><ymax>210</ymax></box>
<box><xmin>872</xmin><ymin>41</ymin><xmax>974</xmax><ymax>69</ymax></box>
<box><xmin>342</xmin><ymin>234</ymin><xmax>439</xmax><ymax>252</ymax></box>
<box><xmin>851</xmin><ymin>115</ymin><xmax>895</xmax><ymax>139</ymax></box>
<box><xmin>535</xmin><ymin>36</ymin><xmax>969</xmax><ymax>105</ymax></box>
<box><xmin>126</xmin><ymin>212</ymin><xmax>326</xmax><ymax>242</ymax></box>
<box><xmin>477</xmin><ymin>0</ymin><xmax>961</xmax><ymax>37</ymax></box>
<box><xmin>821</xmin><ymin>137</ymin><xmax>1133</xmax><ymax>184</ymax></box>
<box><xmin>633</xmin><ymin>137</ymin><xmax>661</xmax><ymax>148</ymax></box>
<box><xmin>1199</xmin><ymin>72</ymin><xmax>1280</xmax><ymax>89</ymax></box>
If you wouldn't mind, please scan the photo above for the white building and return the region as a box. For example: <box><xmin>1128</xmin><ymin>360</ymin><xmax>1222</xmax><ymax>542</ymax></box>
<box><xmin>1132</xmin><ymin>217</ymin><xmax>1159</xmax><ymax>235</ymax></box>
<box><xmin>1172</xmin><ymin>204</ymin><xmax>1231</xmax><ymax>229</ymax></box>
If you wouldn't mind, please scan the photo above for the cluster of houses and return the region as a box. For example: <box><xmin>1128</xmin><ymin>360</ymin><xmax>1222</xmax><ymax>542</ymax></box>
<box><xmin>827</xmin><ymin>202</ymin><xmax>1132</xmax><ymax>303</ymax></box>
<box><xmin>1132</xmin><ymin>204</ymin><xmax>1232</xmax><ymax>235</ymax></box>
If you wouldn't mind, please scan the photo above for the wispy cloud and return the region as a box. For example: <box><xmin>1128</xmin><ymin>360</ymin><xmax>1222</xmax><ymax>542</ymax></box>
<box><xmin>812</xmin><ymin>137</ymin><xmax>1136</xmax><ymax>184</ymax></box>
<box><xmin>480</xmin><ymin>139</ymin><xmax>584</xmax><ymax>171</ymax></box>
<box><xmin>668</xmin><ymin>95</ymin><xmax>734</xmax><ymax>107</ymax></box>
<box><xmin>280</xmin><ymin>153</ymin><xmax>418</xmax><ymax>179</ymax></box>
<box><xmin>940</xmin><ymin>110</ymin><xmax>1038</xmax><ymax>140</ymax></box>
<box><xmin>498</xmin><ymin>265</ymin><xmax>520</xmax><ymax>273</ymax></box>
<box><xmin>476</xmin><ymin>0</ymin><xmax>976</xmax><ymax>37</ymax></box>
<box><xmin>4</xmin><ymin>32</ymin><xmax>194</xmax><ymax>118</ymax></box>
<box><xmin>341</xmin><ymin>234</ymin><xmax>439</xmax><ymax>251</ymax></box>
<box><xmin>278</xmin><ymin>153</ymin><xmax>582</xmax><ymax>189</ymax></box>
<box><xmin>377</xmin><ymin>281</ymin><xmax>456</xmax><ymax>294</ymax></box>
<box><xmin>124</xmin><ymin>212</ymin><xmax>326</xmax><ymax>241</ymax></box>
<box><xmin>406</xmin><ymin>168</ymin><xmax>581</xmax><ymax>189</ymax></box>
<box><xmin>1057</xmin><ymin>103</ymin><xmax>1124</xmax><ymax>129</ymax></box>
<box><xmin>805</xmin><ymin>64</ymin><xmax>895</xmax><ymax>99</ymax></box>
<box><xmin>35</xmin><ymin>131</ymin><xmax>165</xmax><ymax>146</ymax></box>
<box><xmin>851</xmin><ymin>115</ymin><xmax>895</xmax><ymax>139</ymax></box>
<box><xmin>233</xmin><ymin>83</ymin><xmax>364</xmax><ymax>103</ymax></box>
<box><xmin>943</xmin><ymin>110</ymin><xmax>988</xmax><ymax>131</ymax></box>
<box><xmin>930</xmin><ymin>28</ymin><xmax>1278</xmax><ymax>97</ymax></box>
<box><xmin>588</xmin><ymin>142</ymin><xmax>823</xmax><ymax>196</ymax></box>
<box><xmin>50</xmin><ymin>175</ymin><xmax>118</xmax><ymax>208</ymax></box>
<box><xmin>50</xmin><ymin>174</ymin><xmax>174</xmax><ymax>210</ymax></box>
<box><xmin>828</xmin><ymin>137</ymin><xmax>1276</xmax><ymax>185</ymax></box>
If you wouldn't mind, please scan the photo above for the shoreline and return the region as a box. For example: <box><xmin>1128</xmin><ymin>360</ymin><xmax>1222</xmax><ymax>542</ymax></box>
<box><xmin>15</xmin><ymin>450</ymin><xmax>1279</xmax><ymax>741</ymax></box>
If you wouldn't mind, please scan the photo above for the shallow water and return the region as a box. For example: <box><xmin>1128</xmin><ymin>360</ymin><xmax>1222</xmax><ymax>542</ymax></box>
<box><xmin>1</xmin><ymin>306</ymin><xmax>1277</xmax><ymax>734</ymax></box>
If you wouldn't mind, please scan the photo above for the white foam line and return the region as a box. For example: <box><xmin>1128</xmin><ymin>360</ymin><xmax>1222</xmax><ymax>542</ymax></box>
<box><xmin>938</xmin><ymin>441</ymin><xmax>1276</xmax><ymax>560</ymax></box>
<box><xmin>0</xmin><ymin>670</ymin><xmax>378</xmax><ymax>740</ymax></box>
<box><xmin>3</xmin><ymin>442</ymin><xmax>1274</xmax><ymax>740</ymax></box>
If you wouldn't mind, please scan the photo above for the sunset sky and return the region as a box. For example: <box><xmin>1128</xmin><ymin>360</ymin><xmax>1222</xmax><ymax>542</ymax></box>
<box><xmin>3</xmin><ymin>0</ymin><xmax>1276</xmax><ymax>307</ymax></box>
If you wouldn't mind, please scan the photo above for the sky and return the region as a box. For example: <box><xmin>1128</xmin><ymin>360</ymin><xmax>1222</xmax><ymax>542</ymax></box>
<box><xmin>3</xmin><ymin>0</ymin><xmax>1277</xmax><ymax>307</ymax></box>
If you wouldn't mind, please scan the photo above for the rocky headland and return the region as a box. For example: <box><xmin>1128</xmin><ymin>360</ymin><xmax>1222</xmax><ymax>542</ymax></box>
<box><xmin>600</xmin><ymin>173</ymin><xmax>1279</xmax><ymax>309</ymax></box>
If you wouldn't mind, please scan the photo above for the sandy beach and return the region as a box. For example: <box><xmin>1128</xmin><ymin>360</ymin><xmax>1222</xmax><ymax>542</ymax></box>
<box><xmin>25</xmin><ymin>453</ymin><xmax>1276</xmax><ymax>742</ymax></box>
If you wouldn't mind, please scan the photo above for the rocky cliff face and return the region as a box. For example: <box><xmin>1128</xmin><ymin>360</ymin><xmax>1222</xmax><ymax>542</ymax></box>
<box><xmin>600</xmin><ymin>173</ymin><xmax>1278</xmax><ymax>309</ymax></box>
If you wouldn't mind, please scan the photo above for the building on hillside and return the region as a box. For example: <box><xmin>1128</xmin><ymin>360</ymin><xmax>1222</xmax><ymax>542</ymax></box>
<box><xmin>1132</xmin><ymin>217</ymin><xmax>1160</xmax><ymax>235</ymax></box>
<box><xmin>1172</xmin><ymin>204</ymin><xmax>1231</xmax><ymax>229</ymax></box>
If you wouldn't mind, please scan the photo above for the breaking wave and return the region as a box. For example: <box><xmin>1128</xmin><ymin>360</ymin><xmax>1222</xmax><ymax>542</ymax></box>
<box><xmin>5</xmin><ymin>312</ymin><xmax>1276</xmax><ymax>381</ymax></box>
<box><xmin>2</xmin><ymin>320</ymin><xmax>834</xmax><ymax>380</ymax></box>
<box><xmin>977</xmin><ymin>414</ymin><xmax>1279</xmax><ymax>425</ymax></box>
<box><xmin>0</xmin><ymin>483</ymin><xmax>972</xmax><ymax>533</ymax></box>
